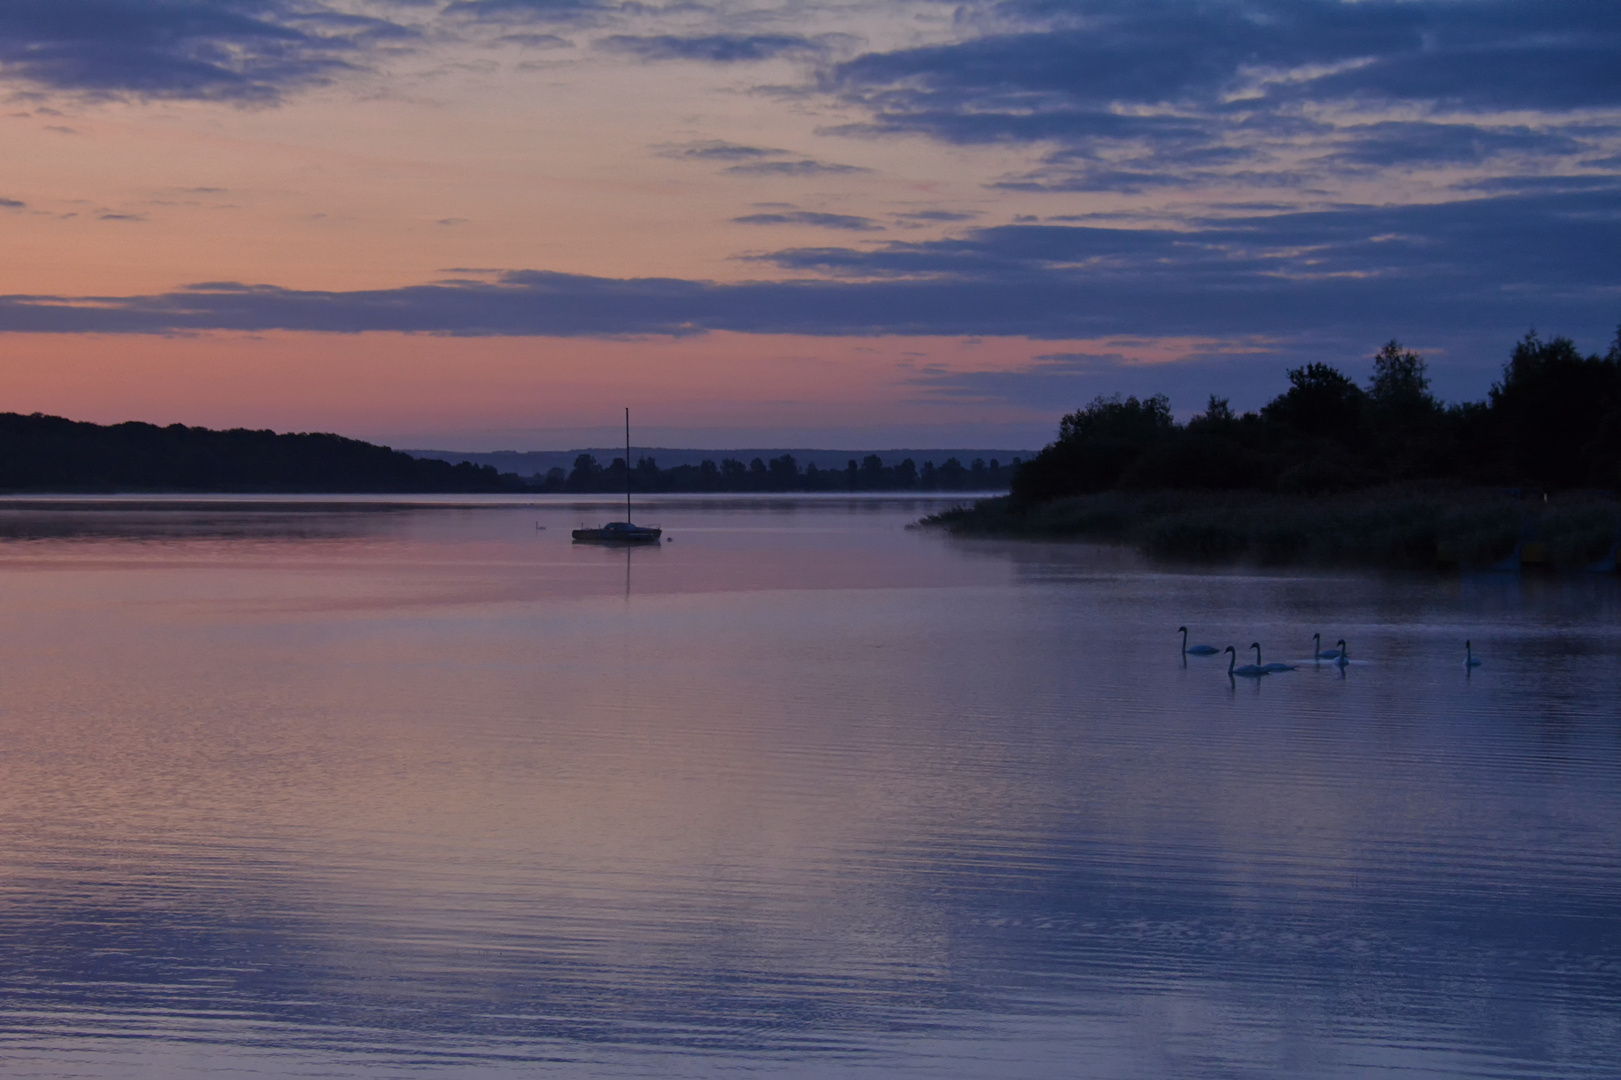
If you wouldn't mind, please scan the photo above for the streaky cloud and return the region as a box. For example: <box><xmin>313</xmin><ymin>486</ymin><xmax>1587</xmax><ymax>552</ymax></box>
<box><xmin>444</xmin><ymin>0</ymin><xmax>613</xmax><ymax>23</ymax></box>
<box><xmin>894</xmin><ymin>210</ymin><xmax>978</xmax><ymax>223</ymax></box>
<box><xmin>733</xmin><ymin>211</ymin><xmax>882</xmax><ymax>231</ymax></box>
<box><xmin>724</xmin><ymin>160</ymin><xmax>871</xmax><ymax>176</ymax></box>
<box><xmin>1322</xmin><ymin>122</ymin><xmax>1588</xmax><ymax>168</ymax></box>
<box><xmin>657</xmin><ymin>140</ymin><xmax>788</xmax><ymax>161</ymax></box>
<box><xmin>659</xmin><ymin>140</ymin><xmax>870</xmax><ymax>177</ymax></box>
<box><xmin>991</xmin><ymin>167</ymin><xmax>1205</xmax><ymax>194</ymax></box>
<box><xmin>599</xmin><ymin>34</ymin><xmax>823</xmax><ymax>63</ymax></box>
<box><xmin>496</xmin><ymin>31</ymin><xmax>572</xmax><ymax>48</ymax></box>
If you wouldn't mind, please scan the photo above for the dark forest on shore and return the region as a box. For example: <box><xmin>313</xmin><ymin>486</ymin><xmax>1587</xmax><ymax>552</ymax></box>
<box><xmin>929</xmin><ymin>330</ymin><xmax>1621</xmax><ymax>569</ymax></box>
<box><xmin>0</xmin><ymin>413</ymin><xmax>520</xmax><ymax>493</ymax></box>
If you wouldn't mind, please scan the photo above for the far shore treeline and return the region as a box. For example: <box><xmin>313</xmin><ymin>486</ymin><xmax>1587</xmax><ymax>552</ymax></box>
<box><xmin>931</xmin><ymin>329</ymin><xmax>1621</xmax><ymax>570</ymax></box>
<box><xmin>535</xmin><ymin>453</ymin><xmax>1017</xmax><ymax>494</ymax></box>
<box><xmin>0</xmin><ymin>411</ymin><xmax>1017</xmax><ymax>494</ymax></box>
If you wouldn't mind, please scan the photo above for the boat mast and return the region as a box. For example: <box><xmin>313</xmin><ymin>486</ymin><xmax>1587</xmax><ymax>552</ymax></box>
<box><xmin>625</xmin><ymin>406</ymin><xmax>632</xmax><ymax>523</ymax></box>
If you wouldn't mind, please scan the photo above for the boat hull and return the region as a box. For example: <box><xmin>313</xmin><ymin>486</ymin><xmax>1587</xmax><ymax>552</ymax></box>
<box><xmin>572</xmin><ymin>523</ymin><xmax>662</xmax><ymax>544</ymax></box>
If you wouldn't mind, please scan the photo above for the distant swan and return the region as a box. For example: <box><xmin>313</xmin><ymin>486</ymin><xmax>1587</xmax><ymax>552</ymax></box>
<box><xmin>1227</xmin><ymin>645</ymin><xmax>1268</xmax><ymax>678</ymax></box>
<box><xmin>1466</xmin><ymin>640</ymin><xmax>1482</xmax><ymax>668</ymax></box>
<box><xmin>1179</xmin><ymin>626</ymin><xmax>1219</xmax><ymax>655</ymax></box>
<box><xmin>1252</xmin><ymin>642</ymin><xmax>1295</xmax><ymax>673</ymax></box>
<box><xmin>1313</xmin><ymin>633</ymin><xmax>1342</xmax><ymax>661</ymax></box>
<box><xmin>1334</xmin><ymin>640</ymin><xmax>1348</xmax><ymax>667</ymax></box>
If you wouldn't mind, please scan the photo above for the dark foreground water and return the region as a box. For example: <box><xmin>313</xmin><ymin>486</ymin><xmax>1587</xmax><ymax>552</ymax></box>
<box><xmin>0</xmin><ymin>496</ymin><xmax>1616</xmax><ymax>1079</ymax></box>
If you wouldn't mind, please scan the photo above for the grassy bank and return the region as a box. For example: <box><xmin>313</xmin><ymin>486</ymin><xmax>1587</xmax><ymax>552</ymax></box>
<box><xmin>921</xmin><ymin>488</ymin><xmax>1621</xmax><ymax>571</ymax></box>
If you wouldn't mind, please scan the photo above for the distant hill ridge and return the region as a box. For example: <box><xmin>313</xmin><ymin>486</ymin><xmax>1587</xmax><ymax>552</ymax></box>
<box><xmin>0</xmin><ymin>412</ymin><xmax>518</xmax><ymax>493</ymax></box>
<box><xmin>409</xmin><ymin>447</ymin><xmax>1035</xmax><ymax>476</ymax></box>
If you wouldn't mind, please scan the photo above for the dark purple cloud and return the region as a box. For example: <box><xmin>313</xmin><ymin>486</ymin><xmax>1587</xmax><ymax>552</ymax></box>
<box><xmin>657</xmin><ymin>140</ymin><xmax>789</xmax><ymax>164</ymax></box>
<box><xmin>824</xmin><ymin>0</ymin><xmax>1621</xmax><ymax>193</ymax></box>
<box><xmin>599</xmin><ymin>34</ymin><xmax>823</xmax><ymax>63</ymax></box>
<box><xmin>733</xmin><ymin>211</ymin><xmax>882</xmax><ymax>231</ymax></box>
<box><xmin>0</xmin><ymin>0</ymin><xmax>410</xmax><ymax>102</ymax></box>
<box><xmin>1</xmin><ymin>185</ymin><xmax>1613</xmax><ymax>408</ymax></box>
<box><xmin>443</xmin><ymin>0</ymin><xmax>610</xmax><ymax>22</ymax></box>
<box><xmin>723</xmin><ymin>160</ymin><xmax>871</xmax><ymax>177</ymax></box>
<box><xmin>1321</xmin><ymin>123</ymin><xmax>1591</xmax><ymax>169</ymax></box>
<box><xmin>834</xmin><ymin>1</ymin><xmax>1621</xmax><ymax>121</ymax></box>
<box><xmin>895</xmin><ymin>210</ymin><xmax>978</xmax><ymax>223</ymax></box>
<box><xmin>2</xmin><ymin>187</ymin><xmax>1613</xmax><ymax>343</ymax></box>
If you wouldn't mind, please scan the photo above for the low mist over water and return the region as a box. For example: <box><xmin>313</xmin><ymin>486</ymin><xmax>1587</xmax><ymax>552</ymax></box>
<box><xmin>0</xmin><ymin>496</ymin><xmax>1616</xmax><ymax>1078</ymax></box>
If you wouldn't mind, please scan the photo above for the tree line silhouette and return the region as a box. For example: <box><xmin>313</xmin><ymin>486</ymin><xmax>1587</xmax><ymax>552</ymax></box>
<box><xmin>1012</xmin><ymin>329</ymin><xmax>1621</xmax><ymax>508</ymax></box>
<box><xmin>537</xmin><ymin>453</ymin><xmax>1018</xmax><ymax>493</ymax></box>
<box><xmin>0</xmin><ymin>413</ymin><xmax>523</xmax><ymax>493</ymax></box>
<box><xmin>0</xmin><ymin>412</ymin><xmax>1019</xmax><ymax>494</ymax></box>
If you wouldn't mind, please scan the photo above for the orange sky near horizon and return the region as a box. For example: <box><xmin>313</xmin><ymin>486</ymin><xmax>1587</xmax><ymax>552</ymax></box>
<box><xmin>2</xmin><ymin>330</ymin><xmax>1135</xmax><ymax>448</ymax></box>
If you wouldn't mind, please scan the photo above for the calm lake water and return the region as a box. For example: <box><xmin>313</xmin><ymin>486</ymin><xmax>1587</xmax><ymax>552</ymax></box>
<box><xmin>0</xmin><ymin>495</ymin><xmax>1616</xmax><ymax>1079</ymax></box>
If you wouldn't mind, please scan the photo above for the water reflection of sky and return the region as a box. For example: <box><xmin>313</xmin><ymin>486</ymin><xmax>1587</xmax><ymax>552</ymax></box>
<box><xmin>0</xmin><ymin>498</ymin><xmax>1616</xmax><ymax>1078</ymax></box>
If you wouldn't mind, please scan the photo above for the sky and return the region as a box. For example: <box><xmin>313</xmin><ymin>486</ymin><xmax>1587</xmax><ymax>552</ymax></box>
<box><xmin>1</xmin><ymin>0</ymin><xmax>1618</xmax><ymax>450</ymax></box>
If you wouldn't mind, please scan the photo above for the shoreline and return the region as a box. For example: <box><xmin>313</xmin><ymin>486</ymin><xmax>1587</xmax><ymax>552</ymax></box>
<box><xmin>920</xmin><ymin>487</ymin><xmax>1621</xmax><ymax>572</ymax></box>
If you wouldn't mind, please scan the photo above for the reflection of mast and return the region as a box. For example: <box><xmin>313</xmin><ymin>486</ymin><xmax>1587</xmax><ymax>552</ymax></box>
<box><xmin>625</xmin><ymin>406</ymin><xmax>632</xmax><ymax>524</ymax></box>
<box><xmin>625</xmin><ymin>544</ymin><xmax>631</xmax><ymax>600</ymax></box>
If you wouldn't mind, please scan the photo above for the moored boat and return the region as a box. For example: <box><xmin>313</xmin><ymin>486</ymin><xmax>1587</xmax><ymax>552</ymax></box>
<box><xmin>572</xmin><ymin>408</ymin><xmax>664</xmax><ymax>545</ymax></box>
<box><xmin>572</xmin><ymin>520</ymin><xmax>661</xmax><ymax>544</ymax></box>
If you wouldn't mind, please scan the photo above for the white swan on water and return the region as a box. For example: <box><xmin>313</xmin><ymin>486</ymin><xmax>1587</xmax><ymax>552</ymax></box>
<box><xmin>1466</xmin><ymin>640</ymin><xmax>1482</xmax><ymax>668</ymax></box>
<box><xmin>1313</xmin><ymin>633</ymin><xmax>1342</xmax><ymax>661</ymax></box>
<box><xmin>1251</xmin><ymin>642</ymin><xmax>1296</xmax><ymax>673</ymax></box>
<box><xmin>1179</xmin><ymin>626</ymin><xmax>1219</xmax><ymax>655</ymax></box>
<box><xmin>1226</xmin><ymin>645</ymin><xmax>1268</xmax><ymax>678</ymax></box>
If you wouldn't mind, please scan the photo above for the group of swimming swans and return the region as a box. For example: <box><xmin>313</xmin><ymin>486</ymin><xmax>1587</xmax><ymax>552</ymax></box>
<box><xmin>1220</xmin><ymin>641</ymin><xmax>1342</xmax><ymax>678</ymax></box>
<box><xmin>1180</xmin><ymin>626</ymin><xmax>1342</xmax><ymax>678</ymax></box>
<box><xmin>1181</xmin><ymin>627</ymin><xmax>1340</xmax><ymax>677</ymax></box>
<box><xmin>1235</xmin><ymin>639</ymin><xmax>1345</xmax><ymax>678</ymax></box>
<box><xmin>1180</xmin><ymin>626</ymin><xmax>1484</xmax><ymax>677</ymax></box>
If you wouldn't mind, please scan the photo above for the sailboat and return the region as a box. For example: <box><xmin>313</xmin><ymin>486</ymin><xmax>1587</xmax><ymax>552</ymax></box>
<box><xmin>572</xmin><ymin>408</ymin><xmax>663</xmax><ymax>545</ymax></box>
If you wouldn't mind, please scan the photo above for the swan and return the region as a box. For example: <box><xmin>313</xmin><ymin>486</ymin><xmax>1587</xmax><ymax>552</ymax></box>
<box><xmin>1179</xmin><ymin>626</ymin><xmax>1219</xmax><ymax>655</ymax></box>
<box><xmin>1252</xmin><ymin>642</ymin><xmax>1296</xmax><ymax>673</ymax></box>
<box><xmin>1226</xmin><ymin>645</ymin><xmax>1268</xmax><ymax>678</ymax></box>
<box><xmin>1312</xmin><ymin>633</ymin><xmax>1342</xmax><ymax>661</ymax></box>
<box><xmin>1466</xmin><ymin>640</ymin><xmax>1482</xmax><ymax>668</ymax></box>
<box><xmin>1334</xmin><ymin>640</ymin><xmax>1348</xmax><ymax>667</ymax></box>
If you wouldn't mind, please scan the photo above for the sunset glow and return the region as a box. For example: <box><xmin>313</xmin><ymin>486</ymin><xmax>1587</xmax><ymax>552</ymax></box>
<box><xmin>3</xmin><ymin>1</ymin><xmax>1617</xmax><ymax>447</ymax></box>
